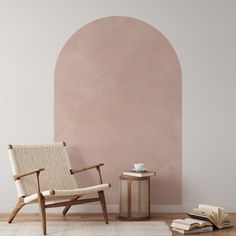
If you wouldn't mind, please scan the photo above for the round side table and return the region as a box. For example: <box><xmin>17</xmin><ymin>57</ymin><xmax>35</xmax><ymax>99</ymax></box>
<box><xmin>119</xmin><ymin>174</ymin><xmax>153</xmax><ymax>221</ymax></box>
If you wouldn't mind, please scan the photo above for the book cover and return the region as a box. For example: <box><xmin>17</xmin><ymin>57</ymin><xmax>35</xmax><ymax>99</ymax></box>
<box><xmin>122</xmin><ymin>171</ymin><xmax>156</xmax><ymax>177</ymax></box>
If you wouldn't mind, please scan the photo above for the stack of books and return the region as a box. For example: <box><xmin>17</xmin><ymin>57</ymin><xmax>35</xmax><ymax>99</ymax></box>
<box><xmin>122</xmin><ymin>170</ymin><xmax>156</xmax><ymax>177</ymax></box>
<box><xmin>170</xmin><ymin>204</ymin><xmax>233</xmax><ymax>234</ymax></box>
<box><xmin>171</xmin><ymin>218</ymin><xmax>213</xmax><ymax>234</ymax></box>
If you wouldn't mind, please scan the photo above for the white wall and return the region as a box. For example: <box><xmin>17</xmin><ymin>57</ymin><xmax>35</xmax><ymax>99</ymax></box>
<box><xmin>0</xmin><ymin>0</ymin><xmax>236</xmax><ymax>213</ymax></box>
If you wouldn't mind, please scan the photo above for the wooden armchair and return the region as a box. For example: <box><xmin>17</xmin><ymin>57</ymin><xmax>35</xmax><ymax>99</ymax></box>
<box><xmin>8</xmin><ymin>142</ymin><xmax>111</xmax><ymax>235</ymax></box>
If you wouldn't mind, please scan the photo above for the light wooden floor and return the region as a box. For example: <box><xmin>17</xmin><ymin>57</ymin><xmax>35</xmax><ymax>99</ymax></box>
<box><xmin>0</xmin><ymin>213</ymin><xmax>235</xmax><ymax>235</ymax></box>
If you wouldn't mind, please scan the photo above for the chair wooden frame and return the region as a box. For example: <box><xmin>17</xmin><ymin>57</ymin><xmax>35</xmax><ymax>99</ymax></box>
<box><xmin>8</xmin><ymin>143</ymin><xmax>110</xmax><ymax>235</ymax></box>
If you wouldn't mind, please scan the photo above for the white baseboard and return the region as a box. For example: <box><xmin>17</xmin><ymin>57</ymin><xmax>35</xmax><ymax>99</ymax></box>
<box><xmin>2</xmin><ymin>204</ymin><xmax>236</xmax><ymax>213</ymax></box>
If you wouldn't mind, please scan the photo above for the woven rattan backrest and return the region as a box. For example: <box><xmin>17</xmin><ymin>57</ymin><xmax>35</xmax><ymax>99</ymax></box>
<box><xmin>8</xmin><ymin>142</ymin><xmax>78</xmax><ymax>197</ymax></box>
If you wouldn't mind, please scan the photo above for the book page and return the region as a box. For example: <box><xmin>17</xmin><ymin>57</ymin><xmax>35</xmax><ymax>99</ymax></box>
<box><xmin>173</xmin><ymin>218</ymin><xmax>211</xmax><ymax>226</ymax></box>
<box><xmin>192</xmin><ymin>208</ymin><xmax>208</xmax><ymax>216</ymax></box>
<box><xmin>198</xmin><ymin>204</ymin><xmax>228</xmax><ymax>228</ymax></box>
<box><xmin>198</xmin><ymin>204</ymin><xmax>222</xmax><ymax>214</ymax></box>
<box><xmin>180</xmin><ymin>218</ymin><xmax>206</xmax><ymax>225</ymax></box>
<box><xmin>223</xmin><ymin>214</ymin><xmax>231</xmax><ymax>223</ymax></box>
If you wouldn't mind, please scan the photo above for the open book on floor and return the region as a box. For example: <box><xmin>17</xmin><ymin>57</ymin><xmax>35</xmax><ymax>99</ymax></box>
<box><xmin>188</xmin><ymin>204</ymin><xmax>233</xmax><ymax>229</ymax></box>
<box><xmin>172</xmin><ymin>226</ymin><xmax>213</xmax><ymax>235</ymax></box>
<box><xmin>171</xmin><ymin>218</ymin><xmax>212</xmax><ymax>231</ymax></box>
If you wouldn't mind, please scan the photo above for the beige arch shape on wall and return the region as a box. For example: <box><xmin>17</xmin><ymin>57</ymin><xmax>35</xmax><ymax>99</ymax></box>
<box><xmin>54</xmin><ymin>16</ymin><xmax>182</xmax><ymax>204</ymax></box>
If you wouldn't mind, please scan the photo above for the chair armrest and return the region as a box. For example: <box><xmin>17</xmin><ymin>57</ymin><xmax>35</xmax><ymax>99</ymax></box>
<box><xmin>70</xmin><ymin>163</ymin><xmax>104</xmax><ymax>174</ymax></box>
<box><xmin>70</xmin><ymin>163</ymin><xmax>104</xmax><ymax>184</ymax></box>
<box><xmin>14</xmin><ymin>168</ymin><xmax>45</xmax><ymax>181</ymax></box>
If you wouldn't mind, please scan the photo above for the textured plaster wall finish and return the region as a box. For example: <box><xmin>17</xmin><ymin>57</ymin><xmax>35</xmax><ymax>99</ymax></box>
<box><xmin>55</xmin><ymin>16</ymin><xmax>181</xmax><ymax>204</ymax></box>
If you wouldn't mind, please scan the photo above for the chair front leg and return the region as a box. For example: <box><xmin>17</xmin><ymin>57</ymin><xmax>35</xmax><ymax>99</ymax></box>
<box><xmin>38</xmin><ymin>193</ymin><xmax>46</xmax><ymax>235</ymax></box>
<box><xmin>34</xmin><ymin>169</ymin><xmax>47</xmax><ymax>235</ymax></box>
<box><xmin>8</xmin><ymin>197</ymin><xmax>25</xmax><ymax>223</ymax></box>
<box><xmin>98</xmin><ymin>191</ymin><xmax>108</xmax><ymax>224</ymax></box>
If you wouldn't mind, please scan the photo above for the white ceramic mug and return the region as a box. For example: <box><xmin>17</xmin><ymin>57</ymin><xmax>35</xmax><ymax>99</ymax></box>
<box><xmin>134</xmin><ymin>163</ymin><xmax>145</xmax><ymax>171</ymax></box>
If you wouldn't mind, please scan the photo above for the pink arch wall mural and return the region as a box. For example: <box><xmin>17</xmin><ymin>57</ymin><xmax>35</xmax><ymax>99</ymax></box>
<box><xmin>54</xmin><ymin>16</ymin><xmax>182</xmax><ymax>204</ymax></box>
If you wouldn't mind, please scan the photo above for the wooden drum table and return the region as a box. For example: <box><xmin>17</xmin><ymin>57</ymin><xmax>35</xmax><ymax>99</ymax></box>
<box><xmin>119</xmin><ymin>174</ymin><xmax>154</xmax><ymax>221</ymax></box>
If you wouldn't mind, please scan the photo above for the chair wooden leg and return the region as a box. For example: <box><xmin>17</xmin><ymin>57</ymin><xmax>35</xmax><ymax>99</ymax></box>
<box><xmin>98</xmin><ymin>191</ymin><xmax>108</xmax><ymax>224</ymax></box>
<box><xmin>38</xmin><ymin>193</ymin><xmax>46</xmax><ymax>235</ymax></box>
<box><xmin>62</xmin><ymin>196</ymin><xmax>80</xmax><ymax>215</ymax></box>
<box><xmin>8</xmin><ymin>198</ymin><xmax>25</xmax><ymax>223</ymax></box>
